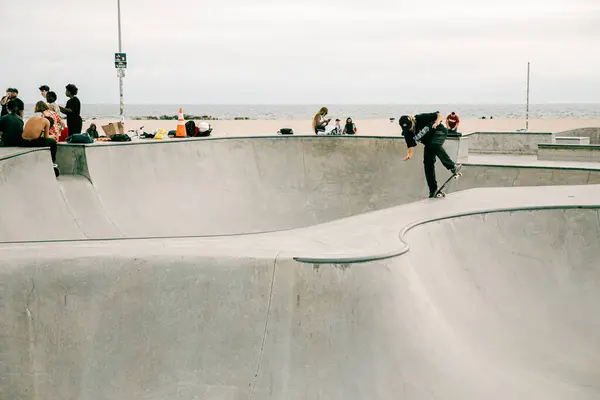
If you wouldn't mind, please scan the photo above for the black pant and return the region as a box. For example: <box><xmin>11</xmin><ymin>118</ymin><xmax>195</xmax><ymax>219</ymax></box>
<box><xmin>423</xmin><ymin>132</ymin><xmax>455</xmax><ymax>194</ymax></box>
<box><xmin>67</xmin><ymin>117</ymin><xmax>82</xmax><ymax>135</ymax></box>
<box><xmin>18</xmin><ymin>137</ymin><xmax>57</xmax><ymax>162</ymax></box>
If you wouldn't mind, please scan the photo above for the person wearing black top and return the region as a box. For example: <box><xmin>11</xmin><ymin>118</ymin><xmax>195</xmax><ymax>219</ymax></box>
<box><xmin>0</xmin><ymin>101</ymin><xmax>24</xmax><ymax>145</ymax></box>
<box><xmin>399</xmin><ymin>111</ymin><xmax>461</xmax><ymax>198</ymax></box>
<box><xmin>60</xmin><ymin>83</ymin><xmax>82</xmax><ymax>135</ymax></box>
<box><xmin>1</xmin><ymin>88</ymin><xmax>25</xmax><ymax>118</ymax></box>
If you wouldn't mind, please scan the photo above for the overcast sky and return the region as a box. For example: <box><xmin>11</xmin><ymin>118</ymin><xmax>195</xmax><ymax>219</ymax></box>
<box><xmin>0</xmin><ymin>0</ymin><xmax>598</xmax><ymax>104</ymax></box>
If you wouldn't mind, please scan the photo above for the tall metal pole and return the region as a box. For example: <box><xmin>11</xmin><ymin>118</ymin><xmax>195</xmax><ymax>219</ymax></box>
<box><xmin>526</xmin><ymin>61</ymin><xmax>530</xmax><ymax>131</ymax></box>
<box><xmin>117</xmin><ymin>0</ymin><xmax>125</xmax><ymax>125</ymax></box>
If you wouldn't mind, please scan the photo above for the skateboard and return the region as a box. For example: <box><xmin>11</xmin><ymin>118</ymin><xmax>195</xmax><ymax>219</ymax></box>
<box><xmin>432</xmin><ymin>165</ymin><xmax>463</xmax><ymax>198</ymax></box>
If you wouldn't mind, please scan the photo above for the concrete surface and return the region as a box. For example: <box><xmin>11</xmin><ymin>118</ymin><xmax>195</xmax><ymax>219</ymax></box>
<box><xmin>1</xmin><ymin>184</ymin><xmax>600</xmax><ymax>399</ymax></box>
<box><xmin>3</xmin><ymin>136</ymin><xmax>600</xmax><ymax>242</ymax></box>
<box><xmin>555</xmin><ymin>136</ymin><xmax>590</xmax><ymax>145</ymax></box>
<box><xmin>468</xmin><ymin>131</ymin><xmax>552</xmax><ymax>155</ymax></box>
<box><xmin>538</xmin><ymin>143</ymin><xmax>600</xmax><ymax>163</ymax></box>
<box><xmin>2</xmin><ymin>138</ymin><xmax>600</xmax><ymax>398</ymax></box>
<box><xmin>554</xmin><ymin>127</ymin><xmax>600</xmax><ymax>144</ymax></box>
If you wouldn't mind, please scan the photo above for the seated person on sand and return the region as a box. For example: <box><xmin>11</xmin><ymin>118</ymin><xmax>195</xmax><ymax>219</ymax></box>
<box><xmin>86</xmin><ymin>123</ymin><xmax>100</xmax><ymax>138</ymax></box>
<box><xmin>312</xmin><ymin>107</ymin><xmax>331</xmax><ymax>134</ymax></box>
<box><xmin>343</xmin><ymin>117</ymin><xmax>357</xmax><ymax>135</ymax></box>
<box><xmin>35</xmin><ymin>101</ymin><xmax>63</xmax><ymax>141</ymax></box>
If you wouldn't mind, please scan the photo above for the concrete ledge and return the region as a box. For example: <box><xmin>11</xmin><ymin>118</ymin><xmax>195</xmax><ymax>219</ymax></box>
<box><xmin>56</xmin><ymin>144</ymin><xmax>91</xmax><ymax>180</ymax></box>
<box><xmin>538</xmin><ymin>143</ymin><xmax>600</xmax><ymax>162</ymax></box>
<box><xmin>0</xmin><ymin>147</ymin><xmax>43</xmax><ymax>161</ymax></box>
<box><xmin>554</xmin><ymin>136</ymin><xmax>590</xmax><ymax>145</ymax></box>
<box><xmin>469</xmin><ymin>131</ymin><xmax>552</xmax><ymax>155</ymax></box>
<box><xmin>553</xmin><ymin>127</ymin><xmax>600</xmax><ymax>144</ymax></box>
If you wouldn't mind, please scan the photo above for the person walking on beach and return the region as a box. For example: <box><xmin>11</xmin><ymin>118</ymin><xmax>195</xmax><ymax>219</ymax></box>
<box><xmin>312</xmin><ymin>107</ymin><xmax>331</xmax><ymax>134</ymax></box>
<box><xmin>59</xmin><ymin>83</ymin><xmax>82</xmax><ymax>135</ymax></box>
<box><xmin>399</xmin><ymin>111</ymin><xmax>461</xmax><ymax>198</ymax></box>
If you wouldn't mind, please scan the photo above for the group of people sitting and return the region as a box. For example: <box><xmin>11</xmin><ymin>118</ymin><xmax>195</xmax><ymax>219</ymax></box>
<box><xmin>312</xmin><ymin>107</ymin><xmax>358</xmax><ymax>135</ymax></box>
<box><xmin>0</xmin><ymin>84</ymin><xmax>82</xmax><ymax>168</ymax></box>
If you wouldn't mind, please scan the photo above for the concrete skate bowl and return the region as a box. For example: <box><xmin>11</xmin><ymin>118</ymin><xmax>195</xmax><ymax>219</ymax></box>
<box><xmin>3</xmin><ymin>135</ymin><xmax>600</xmax><ymax>242</ymax></box>
<box><xmin>384</xmin><ymin>206</ymin><xmax>600</xmax><ymax>399</ymax></box>
<box><xmin>1</xmin><ymin>206</ymin><xmax>599</xmax><ymax>399</ymax></box>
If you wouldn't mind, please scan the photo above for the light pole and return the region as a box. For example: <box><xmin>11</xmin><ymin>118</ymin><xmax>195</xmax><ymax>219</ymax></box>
<box><xmin>526</xmin><ymin>61</ymin><xmax>530</xmax><ymax>131</ymax></box>
<box><xmin>117</xmin><ymin>0</ymin><xmax>125</xmax><ymax>125</ymax></box>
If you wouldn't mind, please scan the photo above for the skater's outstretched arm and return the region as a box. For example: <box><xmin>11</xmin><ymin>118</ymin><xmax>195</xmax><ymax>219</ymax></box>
<box><xmin>432</xmin><ymin>112</ymin><xmax>442</xmax><ymax>129</ymax></box>
<box><xmin>403</xmin><ymin>128</ymin><xmax>417</xmax><ymax>161</ymax></box>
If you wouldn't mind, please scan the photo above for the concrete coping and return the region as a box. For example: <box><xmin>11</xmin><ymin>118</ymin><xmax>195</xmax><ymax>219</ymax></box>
<box><xmin>470</xmin><ymin>131</ymin><xmax>552</xmax><ymax>135</ymax></box>
<box><xmin>555</xmin><ymin>136</ymin><xmax>590</xmax><ymax>140</ymax></box>
<box><xmin>296</xmin><ymin>204</ymin><xmax>600</xmax><ymax>264</ymax></box>
<box><xmin>57</xmin><ymin>134</ymin><xmax>411</xmax><ymax>148</ymax></box>
<box><xmin>0</xmin><ymin>147</ymin><xmax>44</xmax><ymax>161</ymax></box>
<box><xmin>539</xmin><ymin>143</ymin><xmax>600</xmax><ymax>150</ymax></box>
<box><xmin>463</xmin><ymin>161</ymin><xmax>600</xmax><ymax>171</ymax></box>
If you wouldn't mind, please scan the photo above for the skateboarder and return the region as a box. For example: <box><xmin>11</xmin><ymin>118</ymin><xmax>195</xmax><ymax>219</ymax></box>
<box><xmin>399</xmin><ymin>112</ymin><xmax>461</xmax><ymax>198</ymax></box>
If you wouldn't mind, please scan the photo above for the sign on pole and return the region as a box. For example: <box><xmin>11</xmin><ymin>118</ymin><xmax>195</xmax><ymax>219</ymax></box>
<box><xmin>115</xmin><ymin>52</ymin><xmax>127</xmax><ymax>68</ymax></box>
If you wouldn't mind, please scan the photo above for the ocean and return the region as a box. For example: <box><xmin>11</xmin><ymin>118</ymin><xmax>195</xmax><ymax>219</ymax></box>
<box><xmin>23</xmin><ymin>103</ymin><xmax>600</xmax><ymax>120</ymax></box>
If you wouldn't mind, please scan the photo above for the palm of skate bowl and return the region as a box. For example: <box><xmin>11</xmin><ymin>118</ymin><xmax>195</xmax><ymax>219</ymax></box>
<box><xmin>1</xmin><ymin>207</ymin><xmax>599</xmax><ymax>399</ymax></box>
<box><xmin>2</xmin><ymin>135</ymin><xmax>600</xmax><ymax>241</ymax></box>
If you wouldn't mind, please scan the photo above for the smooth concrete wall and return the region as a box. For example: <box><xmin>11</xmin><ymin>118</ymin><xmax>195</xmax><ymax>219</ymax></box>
<box><xmin>553</xmin><ymin>127</ymin><xmax>600</xmax><ymax>145</ymax></box>
<box><xmin>538</xmin><ymin>143</ymin><xmax>600</xmax><ymax>162</ymax></box>
<box><xmin>2</xmin><ymin>208</ymin><xmax>600</xmax><ymax>399</ymax></box>
<box><xmin>468</xmin><ymin>132</ymin><xmax>552</xmax><ymax>154</ymax></box>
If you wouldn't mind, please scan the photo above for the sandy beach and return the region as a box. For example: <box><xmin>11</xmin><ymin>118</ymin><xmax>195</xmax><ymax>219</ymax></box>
<box><xmin>84</xmin><ymin>118</ymin><xmax>600</xmax><ymax>138</ymax></box>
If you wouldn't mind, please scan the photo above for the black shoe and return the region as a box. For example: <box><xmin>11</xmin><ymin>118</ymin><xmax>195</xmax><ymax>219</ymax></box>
<box><xmin>451</xmin><ymin>164</ymin><xmax>462</xmax><ymax>175</ymax></box>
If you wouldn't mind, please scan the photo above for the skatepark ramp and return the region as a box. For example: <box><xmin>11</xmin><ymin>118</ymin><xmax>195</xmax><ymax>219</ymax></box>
<box><xmin>1</xmin><ymin>187</ymin><xmax>599</xmax><ymax>399</ymax></box>
<box><xmin>2</xmin><ymin>136</ymin><xmax>600</xmax><ymax>242</ymax></box>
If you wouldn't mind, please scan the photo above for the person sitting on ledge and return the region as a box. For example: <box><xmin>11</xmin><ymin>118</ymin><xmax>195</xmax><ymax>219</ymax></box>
<box><xmin>0</xmin><ymin>102</ymin><xmax>58</xmax><ymax>167</ymax></box>
<box><xmin>343</xmin><ymin>117</ymin><xmax>357</xmax><ymax>135</ymax></box>
<box><xmin>35</xmin><ymin>101</ymin><xmax>63</xmax><ymax>142</ymax></box>
<box><xmin>21</xmin><ymin>115</ymin><xmax>58</xmax><ymax>166</ymax></box>
<box><xmin>0</xmin><ymin>101</ymin><xmax>24</xmax><ymax>146</ymax></box>
<box><xmin>312</xmin><ymin>107</ymin><xmax>331</xmax><ymax>134</ymax></box>
<box><xmin>446</xmin><ymin>111</ymin><xmax>461</xmax><ymax>135</ymax></box>
<box><xmin>86</xmin><ymin>123</ymin><xmax>99</xmax><ymax>138</ymax></box>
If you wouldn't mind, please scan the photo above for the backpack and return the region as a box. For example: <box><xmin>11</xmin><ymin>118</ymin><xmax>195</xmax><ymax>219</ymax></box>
<box><xmin>110</xmin><ymin>133</ymin><xmax>132</xmax><ymax>142</ymax></box>
<box><xmin>185</xmin><ymin>121</ymin><xmax>196</xmax><ymax>137</ymax></box>
<box><xmin>66</xmin><ymin>133</ymin><xmax>94</xmax><ymax>144</ymax></box>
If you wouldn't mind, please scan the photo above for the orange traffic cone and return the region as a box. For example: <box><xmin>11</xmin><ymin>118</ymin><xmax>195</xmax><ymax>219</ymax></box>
<box><xmin>175</xmin><ymin>108</ymin><xmax>187</xmax><ymax>138</ymax></box>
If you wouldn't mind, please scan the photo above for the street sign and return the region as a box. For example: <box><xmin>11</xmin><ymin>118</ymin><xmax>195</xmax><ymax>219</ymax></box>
<box><xmin>115</xmin><ymin>52</ymin><xmax>127</xmax><ymax>68</ymax></box>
